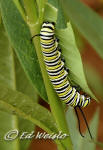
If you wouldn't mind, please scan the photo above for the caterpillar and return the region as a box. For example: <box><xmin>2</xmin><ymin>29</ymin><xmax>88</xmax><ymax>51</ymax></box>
<box><xmin>31</xmin><ymin>21</ymin><xmax>92</xmax><ymax>139</ymax></box>
<box><xmin>39</xmin><ymin>22</ymin><xmax>91</xmax><ymax>108</ymax></box>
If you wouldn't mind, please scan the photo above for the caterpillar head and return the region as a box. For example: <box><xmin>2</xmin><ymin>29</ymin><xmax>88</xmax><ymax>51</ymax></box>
<box><xmin>42</xmin><ymin>21</ymin><xmax>55</xmax><ymax>31</ymax></box>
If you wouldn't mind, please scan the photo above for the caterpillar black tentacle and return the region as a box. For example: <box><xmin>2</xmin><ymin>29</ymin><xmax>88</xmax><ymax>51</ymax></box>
<box><xmin>78</xmin><ymin>107</ymin><xmax>93</xmax><ymax>139</ymax></box>
<box><xmin>31</xmin><ymin>22</ymin><xmax>92</xmax><ymax>139</ymax></box>
<box><xmin>74</xmin><ymin>107</ymin><xmax>85</xmax><ymax>138</ymax></box>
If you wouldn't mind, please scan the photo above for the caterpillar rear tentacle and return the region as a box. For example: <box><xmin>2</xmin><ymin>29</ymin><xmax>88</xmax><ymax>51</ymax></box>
<box><xmin>31</xmin><ymin>21</ymin><xmax>92</xmax><ymax>139</ymax></box>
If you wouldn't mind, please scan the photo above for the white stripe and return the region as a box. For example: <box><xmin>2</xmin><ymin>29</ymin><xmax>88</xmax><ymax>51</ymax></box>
<box><xmin>46</xmin><ymin>60</ymin><xmax>63</xmax><ymax>73</ymax></box>
<box><xmin>40</xmin><ymin>36</ymin><xmax>52</xmax><ymax>40</ymax></box>
<box><xmin>65</xmin><ymin>88</ymin><xmax>76</xmax><ymax>102</ymax></box>
<box><xmin>50</xmin><ymin>70</ymin><xmax>67</xmax><ymax>82</ymax></box>
<box><xmin>40</xmin><ymin>32</ymin><xmax>54</xmax><ymax>36</ymax></box>
<box><xmin>76</xmin><ymin>92</ymin><xmax>80</xmax><ymax>106</ymax></box>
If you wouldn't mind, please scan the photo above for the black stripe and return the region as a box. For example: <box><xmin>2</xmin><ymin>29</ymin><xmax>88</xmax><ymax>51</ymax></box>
<box><xmin>43</xmin><ymin>26</ymin><xmax>54</xmax><ymax>30</ymax></box>
<box><xmin>48</xmin><ymin>70</ymin><xmax>61</xmax><ymax>76</ymax></box>
<box><xmin>41</xmin><ymin>40</ymin><xmax>55</xmax><ymax>47</ymax></box>
<box><xmin>46</xmin><ymin>61</ymin><xmax>61</xmax><ymax>67</ymax></box>
<box><xmin>60</xmin><ymin>88</ymin><xmax>73</xmax><ymax>99</ymax></box>
<box><xmin>40</xmin><ymin>33</ymin><xmax>54</xmax><ymax>37</ymax></box>
<box><xmin>48</xmin><ymin>72</ymin><xmax>60</xmax><ymax>76</ymax></box>
<box><xmin>43</xmin><ymin>47</ymin><xmax>57</xmax><ymax>55</ymax></box>
<box><xmin>44</xmin><ymin>55</ymin><xmax>60</xmax><ymax>64</ymax></box>
<box><xmin>43</xmin><ymin>50</ymin><xmax>58</xmax><ymax>57</ymax></box>
<box><xmin>56</xmin><ymin>83</ymin><xmax>69</xmax><ymax>92</ymax></box>
<box><xmin>47</xmin><ymin>63</ymin><xmax>63</xmax><ymax>73</ymax></box>
<box><xmin>51</xmin><ymin>74</ymin><xmax>67</xmax><ymax>83</ymax></box>
<box><xmin>44</xmin><ymin>52</ymin><xmax>57</xmax><ymax>57</ymax></box>
<box><xmin>66</xmin><ymin>91</ymin><xmax>77</xmax><ymax>105</ymax></box>
<box><xmin>40</xmin><ymin>36</ymin><xmax>53</xmax><ymax>40</ymax></box>
<box><xmin>47</xmin><ymin>65</ymin><xmax>63</xmax><ymax>74</ymax></box>
<box><xmin>51</xmin><ymin>77</ymin><xmax>67</xmax><ymax>86</ymax></box>
<box><xmin>41</xmin><ymin>44</ymin><xmax>55</xmax><ymax>49</ymax></box>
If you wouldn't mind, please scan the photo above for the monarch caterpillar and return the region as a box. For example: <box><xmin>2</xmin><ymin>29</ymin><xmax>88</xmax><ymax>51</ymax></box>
<box><xmin>32</xmin><ymin>21</ymin><xmax>92</xmax><ymax>139</ymax></box>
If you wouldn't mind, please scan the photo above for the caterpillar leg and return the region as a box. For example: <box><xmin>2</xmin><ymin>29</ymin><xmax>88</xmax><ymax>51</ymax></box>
<box><xmin>73</xmin><ymin>85</ymin><xmax>81</xmax><ymax>92</ymax></box>
<box><xmin>64</xmin><ymin>66</ymin><xmax>69</xmax><ymax>73</ymax></box>
<box><xmin>83</xmin><ymin>93</ymin><xmax>88</xmax><ymax>97</ymax></box>
<box><xmin>61</xmin><ymin>58</ymin><xmax>65</xmax><ymax>63</ymax></box>
<box><xmin>58</xmin><ymin>48</ymin><xmax>62</xmax><ymax>52</ymax></box>
<box><xmin>56</xmin><ymin>38</ymin><xmax>59</xmax><ymax>42</ymax></box>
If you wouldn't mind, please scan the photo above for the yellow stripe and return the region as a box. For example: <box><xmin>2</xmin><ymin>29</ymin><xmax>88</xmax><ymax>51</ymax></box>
<box><xmin>44</xmin><ymin>52</ymin><xmax>59</xmax><ymax>61</ymax></box>
<box><xmin>79</xmin><ymin>97</ymin><xmax>82</xmax><ymax>105</ymax></box>
<box><xmin>71</xmin><ymin>93</ymin><xmax>78</xmax><ymax>107</ymax></box>
<box><xmin>46</xmin><ymin>61</ymin><xmax>62</xmax><ymax>70</ymax></box>
<box><xmin>54</xmin><ymin>78</ymin><xmax>68</xmax><ymax>89</ymax></box>
<box><xmin>58</xmin><ymin>84</ymin><xmax>71</xmax><ymax>97</ymax></box>
<box><xmin>41</xmin><ymin>38</ymin><xmax>53</xmax><ymax>44</ymax></box>
<box><xmin>83</xmin><ymin>100</ymin><xmax>88</xmax><ymax>107</ymax></box>
<box><xmin>63</xmin><ymin>88</ymin><xmax>76</xmax><ymax>103</ymax></box>
<box><xmin>42</xmin><ymin>45</ymin><xmax>56</xmax><ymax>52</ymax></box>
<box><xmin>41</xmin><ymin>28</ymin><xmax>53</xmax><ymax>32</ymax></box>
<box><xmin>49</xmin><ymin>69</ymin><xmax>64</xmax><ymax>80</ymax></box>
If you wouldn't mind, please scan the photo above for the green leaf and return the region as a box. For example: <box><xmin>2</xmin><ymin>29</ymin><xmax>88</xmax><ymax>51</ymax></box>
<box><xmin>14</xmin><ymin>53</ymin><xmax>37</xmax><ymax>150</ymax></box>
<box><xmin>44</xmin><ymin>3</ymin><xmax>57</xmax><ymax>22</ymax></box>
<box><xmin>0</xmin><ymin>21</ymin><xmax>35</xmax><ymax>150</ymax></box>
<box><xmin>0</xmin><ymin>24</ymin><xmax>19</xmax><ymax>150</ymax></box>
<box><xmin>0</xmin><ymin>24</ymin><xmax>15</xmax><ymax>88</ymax></box>
<box><xmin>48</xmin><ymin>0</ymin><xmax>66</xmax><ymax>28</ymax></box>
<box><xmin>0</xmin><ymin>0</ymin><xmax>48</xmax><ymax>102</ymax></box>
<box><xmin>84</xmin><ymin>64</ymin><xmax>103</xmax><ymax>100</ymax></box>
<box><xmin>18</xmin><ymin>117</ymin><xmax>34</xmax><ymax>150</ymax></box>
<box><xmin>56</xmin><ymin>1</ymin><xmax>66</xmax><ymax>29</ymax></box>
<box><xmin>14</xmin><ymin>53</ymin><xmax>38</xmax><ymax>101</ymax></box>
<box><xmin>0</xmin><ymin>111</ymin><xmax>19</xmax><ymax>150</ymax></box>
<box><xmin>66</xmin><ymin>107</ymin><xmax>81</xmax><ymax>150</ymax></box>
<box><xmin>56</xmin><ymin>23</ymin><xmax>97</xmax><ymax>100</ymax></box>
<box><xmin>61</xmin><ymin>0</ymin><xmax>103</xmax><ymax>59</ymax></box>
<box><xmin>0</xmin><ymin>84</ymin><xmax>66</xmax><ymax>149</ymax></box>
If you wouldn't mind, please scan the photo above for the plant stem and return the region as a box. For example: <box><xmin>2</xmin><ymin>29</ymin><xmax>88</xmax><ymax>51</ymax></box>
<box><xmin>36</xmin><ymin>0</ymin><xmax>47</xmax><ymax>23</ymax></box>
<box><xmin>23</xmin><ymin>1</ymin><xmax>73</xmax><ymax>149</ymax></box>
<box><xmin>32</xmin><ymin>26</ymin><xmax>73</xmax><ymax>150</ymax></box>
<box><xmin>23</xmin><ymin>0</ymin><xmax>38</xmax><ymax>24</ymax></box>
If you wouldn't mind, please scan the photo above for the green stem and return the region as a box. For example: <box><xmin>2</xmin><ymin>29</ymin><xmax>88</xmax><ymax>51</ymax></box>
<box><xmin>11</xmin><ymin>48</ymin><xmax>19</xmax><ymax>150</ymax></box>
<box><xmin>36</xmin><ymin>0</ymin><xmax>47</xmax><ymax>23</ymax></box>
<box><xmin>23</xmin><ymin>0</ymin><xmax>38</xmax><ymax>24</ymax></box>
<box><xmin>23</xmin><ymin>1</ymin><xmax>73</xmax><ymax>149</ymax></box>
<box><xmin>34</xmin><ymin>37</ymin><xmax>73</xmax><ymax>150</ymax></box>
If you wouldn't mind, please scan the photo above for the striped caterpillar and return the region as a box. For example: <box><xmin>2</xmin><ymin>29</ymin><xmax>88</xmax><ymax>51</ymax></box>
<box><xmin>40</xmin><ymin>22</ymin><xmax>91</xmax><ymax>108</ymax></box>
<box><xmin>32</xmin><ymin>21</ymin><xmax>92</xmax><ymax>139</ymax></box>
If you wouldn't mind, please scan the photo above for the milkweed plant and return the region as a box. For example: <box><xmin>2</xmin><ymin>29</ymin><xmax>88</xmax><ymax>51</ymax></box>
<box><xmin>0</xmin><ymin>0</ymin><xmax>103</xmax><ymax>150</ymax></box>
